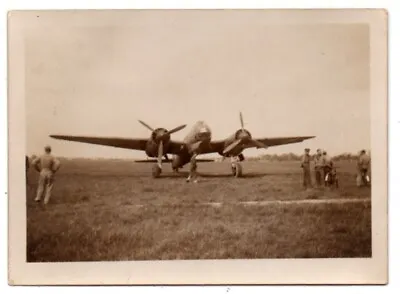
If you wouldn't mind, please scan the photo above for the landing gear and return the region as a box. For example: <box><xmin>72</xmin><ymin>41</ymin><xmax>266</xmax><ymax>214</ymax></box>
<box><xmin>152</xmin><ymin>164</ymin><xmax>162</xmax><ymax>178</ymax></box>
<box><xmin>231</xmin><ymin>162</ymin><xmax>243</xmax><ymax>177</ymax></box>
<box><xmin>186</xmin><ymin>153</ymin><xmax>199</xmax><ymax>183</ymax></box>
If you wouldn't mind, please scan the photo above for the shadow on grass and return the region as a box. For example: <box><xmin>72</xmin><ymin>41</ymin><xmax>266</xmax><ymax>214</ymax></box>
<box><xmin>159</xmin><ymin>172</ymin><xmax>271</xmax><ymax>179</ymax></box>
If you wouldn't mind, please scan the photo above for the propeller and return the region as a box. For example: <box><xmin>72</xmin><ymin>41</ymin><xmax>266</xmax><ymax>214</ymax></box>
<box><xmin>138</xmin><ymin>120</ymin><xmax>187</xmax><ymax>169</ymax></box>
<box><xmin>138</xmin><ymin>120</ymin><xmax>187</xmax><ymax>142</ymax></box>
<box><xmin>252</xmin><ymin>139</ymin><xmax>268</xmax><ymax>149</ymax></box>
<box><xmin>138</xmin><ymin>120</ymin><xmax>154</xmax><ymax>132</ymax></box>
<box><xmin>166</xmin><ymin>124</ymin><xmax>186</xmax><ymax>135</ymax></box>
<box><xmin>223</xmin><ymin>139</ymin><xmax>242</xmax><ymax>155</ymax></box>
<box><xmin>222</xmin><ymin>112</ymin><xmax>268</xmax><ymax>155</ymax></box>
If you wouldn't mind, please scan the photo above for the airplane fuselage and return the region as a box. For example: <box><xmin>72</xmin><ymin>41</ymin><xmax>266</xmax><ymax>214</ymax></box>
<box><xmin>170</xmin><ymin>121</ymin><xmax>212</xmax><ymax>170</ymax></box>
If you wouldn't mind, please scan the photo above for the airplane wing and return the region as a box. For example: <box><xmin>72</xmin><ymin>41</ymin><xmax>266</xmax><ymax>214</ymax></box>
<box><xmin>247</xmin><ymin>136</ymin><xmax>316</xmax><ymax>148</ymax></box>
<box><xmin>49</xmin><ymin>135</ymin><xmax>185</xmax><ymax>154</ymax></box>
<box><xmin>134</xmin><ymin>158</ymin><xmax>215</xmax><ymax>163</ymax></box>
<box><xmin>197</xmin><ymin>136</ymin><xmax>315</xmax><ymax>155</ymax></box>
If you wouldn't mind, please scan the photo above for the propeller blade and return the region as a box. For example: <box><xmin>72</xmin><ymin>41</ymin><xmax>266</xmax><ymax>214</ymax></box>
<box><xmin>239</xmin><ymin>112</ymin><xmax>244</xmax><ymax>129</ymax></box>
<box><xmin>223</xmin><ymin>139</ymin><xmax>242</xmax><ymax>155</ymax></box>
<box><xmin>157</xmin><ymin>141</ymin><xmax>163</xmax><ymax>168</ymax></box>
<box><xmin>138</xmin><ymin>120</ymin><xmax>154</xmax><ymax>132</ymax></box>
<box><xmin>166</xmin><ymin>124</ymin><xmax>187</xmax><ymax>135</ymax></box>
<box><xmin>251</xmin><ymin>139</ymin><xmax>268</xmax><ymax>149</ymax></box>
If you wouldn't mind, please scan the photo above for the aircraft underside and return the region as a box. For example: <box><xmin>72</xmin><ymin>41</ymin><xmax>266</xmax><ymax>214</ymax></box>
<box><xmin>150</xmin><ymin>153</ymin><xmax>246</xmax><ymax>179</ymax></box>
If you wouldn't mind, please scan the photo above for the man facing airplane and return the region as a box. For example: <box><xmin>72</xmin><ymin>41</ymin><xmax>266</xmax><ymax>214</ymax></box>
<box><xmin>301</xmin><ymin>148</ymin><xmax>312</xmax><ymax>189</ymax></box>
<box><xmin>314</xmin><ymin>149</ymin><xmax>324</xmax><ymax>187</ymax></box>
<box><xmin>32</xmin><ymin>145</ymin><xmax>61</xmax><ymax>205</ymax></box>
<box><xmin>357</xmin><ymin>149</ymin><xmax>370</xmax><ymax>186</ymax></box>
<box><xmin>322</xmin><ymin>150</ymin><xmax>333</xmax><ymax>185</ymax></box>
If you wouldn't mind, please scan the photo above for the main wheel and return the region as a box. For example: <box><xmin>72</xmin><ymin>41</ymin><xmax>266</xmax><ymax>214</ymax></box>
<box><xmin>152</xmin><ymin>164</ymin><xmax>162</xmax><ymax>178</ymax></box>
<box><xmin>232</xmin><ymin>163</ymin><xmax>242</xmax><ymax>178</ymax></box>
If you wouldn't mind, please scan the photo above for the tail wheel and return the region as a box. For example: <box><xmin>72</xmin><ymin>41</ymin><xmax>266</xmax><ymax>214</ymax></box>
<box><xmin>232</xmin><ymin>163</ymin><xmax>243</xmax><ymax>178</ymax></box>
<box><xmin>152</xmin><ymin>164</ymin><xmax>162</xmax><ymax>178</ymax></box>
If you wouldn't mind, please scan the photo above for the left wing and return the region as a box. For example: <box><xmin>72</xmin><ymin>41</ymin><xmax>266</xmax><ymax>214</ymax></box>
<box><xmin>50</xmin><ymin>135</ymin><xmax>149</xmax><ymax>150</ymax></box>
<box><xmin>50</xmin><ymin>135</ymin><xmax>185</xmax><ymax>155</ymax></box>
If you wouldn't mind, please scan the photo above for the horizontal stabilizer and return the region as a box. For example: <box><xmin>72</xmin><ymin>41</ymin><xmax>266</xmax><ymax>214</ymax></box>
<box><xmin>135</xmin><ymin>159</ymin><xmax>215</xmax><ymax>163</ymax></box>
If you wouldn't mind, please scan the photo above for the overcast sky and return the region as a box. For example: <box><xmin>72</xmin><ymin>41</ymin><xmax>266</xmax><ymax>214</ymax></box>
<box><xmin>25</xmin><ymin>11</ymin><xmax>370</xmax><ymax>159</ymax></box>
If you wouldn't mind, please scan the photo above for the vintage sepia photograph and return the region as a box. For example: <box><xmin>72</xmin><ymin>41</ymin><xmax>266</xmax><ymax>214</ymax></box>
<box><xmin>8</xmin><ymin>9</ymin><xmax>387</xmax><ymax>285</ymax></box>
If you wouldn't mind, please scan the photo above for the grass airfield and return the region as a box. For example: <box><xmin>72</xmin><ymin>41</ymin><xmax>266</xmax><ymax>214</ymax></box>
<box><xmin>26</xmin><ymin>159</ymin><xmax>371</xmax><ymax>262</ymax></box>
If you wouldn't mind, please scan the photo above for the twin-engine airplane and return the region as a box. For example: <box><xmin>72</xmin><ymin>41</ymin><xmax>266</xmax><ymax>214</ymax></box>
<box><xmin>50</xmin><ymin>113</ymin><xmax>315</xmax><ymax>178</ymax></box>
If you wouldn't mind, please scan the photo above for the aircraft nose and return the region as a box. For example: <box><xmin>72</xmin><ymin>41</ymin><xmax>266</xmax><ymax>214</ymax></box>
<box><xmin>196</xmin><ymin>129</ymin><xmax>211</xmax><ymax>142</ymax></box>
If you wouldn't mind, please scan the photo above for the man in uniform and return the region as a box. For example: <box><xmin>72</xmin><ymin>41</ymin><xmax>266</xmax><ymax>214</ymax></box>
<box><xmin>301</xmin><ymin>148</ymin><xmax>312</xmax><ymax>189</ymax></box>
<box><xmin>322</xmin><ymin>150</ymin><xmax>333</xmax><ymax>185</ymax></box>
<box><xmin>314</xmin><ymin>149</ymin><xmax>324</xmax><ymax>186</ymax></box>
<box><xmin>32</xmin><ymin>145</ymin><xmax>61</xmax><ymax>204</ymax></box>
<box><xmin>357</xmin><ymin>149</ymin><xmax>371</xmax><ymax>186</ymax></box>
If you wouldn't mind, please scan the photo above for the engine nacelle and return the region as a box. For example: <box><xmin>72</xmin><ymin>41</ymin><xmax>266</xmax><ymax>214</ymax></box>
<box><xmin>171</xmin><ymin>154</ymin><xmax>190</xmax><ymax>170</ymax></box>
<box><xmin>145</xmin><ymin>140</ymin><xmax>159</xmax><ymax>157</ymax></box>
<box><xmin>235</xmin><ymin>129</ymin><xmax>252</xmax><ymax>141</ymax></box>
<box><xmin>151</xmin><ymin>128</ymin><xmax>170</xmax><ymax>143</ymax></box>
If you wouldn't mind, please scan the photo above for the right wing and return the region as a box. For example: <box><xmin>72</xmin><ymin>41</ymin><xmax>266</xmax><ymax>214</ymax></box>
<box><xmin>248</xmin><ymin>136</ymin><xmax>316</xmax><ymax>148</ymax></box>
<box><xmin>134</xmin><ymin>158</ymin><xmax>215</xmax><ymax>163</ymax></box>
<box><xmin>194</xmin><ymin>136</ymin><xmax>315</xmax><ymax>155</ymax></box>
<box><xmin>50</xmin><ymin>135</ymin><xmax>148</xmax><ymax>151</ymax></box>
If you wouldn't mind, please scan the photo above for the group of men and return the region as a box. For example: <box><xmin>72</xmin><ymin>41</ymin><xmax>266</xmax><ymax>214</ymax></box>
<box><xmin>301</xmin><ymin>148</ymin><xmax>333</xmax><ymax>189</ymax></box>
<box><xmin>301</xmin><ymin>148</ymin><xmax>371</xmax><ymax>189</ymax></box>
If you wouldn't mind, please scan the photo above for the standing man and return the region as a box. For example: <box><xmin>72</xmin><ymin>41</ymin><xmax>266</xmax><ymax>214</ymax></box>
<box><xmin>314</xmin><ymin>149</ymin><xmax>324</xmax><ymax>187</ymax></box>
<box><xmin>301</xmin><ymin>148</ymin><xmax>312</xmax><ymax>189</ymax></box>
<box><xmin>357</xmin><ymin>149</ymin><xmax>371</xmax><ymax>186</ymax></box>
<box><xmin>322</xmin><ymin>150</ymin><xmax>333</xmax><ymax>185</ymax></box>
<box><xmin>32</xmin><ymin>145</ymin><xmax>61</xmax><ymax>204</ymax></box>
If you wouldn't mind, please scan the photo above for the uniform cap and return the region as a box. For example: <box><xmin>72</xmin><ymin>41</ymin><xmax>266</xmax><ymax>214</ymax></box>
<box><xmin>305</xmin><ymin>148</ymin><xmax>310</xmax><ymax>152</ymax></box>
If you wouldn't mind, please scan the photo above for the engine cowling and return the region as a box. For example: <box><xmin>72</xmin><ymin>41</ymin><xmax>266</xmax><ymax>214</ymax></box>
<box><xmin>144</xmin><ymin>128</ymin><xmax>171</xmax><ymax>158</ymax></box>
<box><xmin>151</xmin><ymin>128</ymin><xmax>171</xmax><ymax>144</ymax></box>
<box><xmin>235</xmin><ymin>129</ymin><xmax>252</xmax><ymax>143</ymax></box>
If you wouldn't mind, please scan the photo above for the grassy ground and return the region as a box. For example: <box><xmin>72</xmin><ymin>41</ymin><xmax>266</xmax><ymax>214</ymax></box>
<box><xmin>26</xmin><ymin>159</ymin><xmax>371</xmax><ymax>262</ymax></box>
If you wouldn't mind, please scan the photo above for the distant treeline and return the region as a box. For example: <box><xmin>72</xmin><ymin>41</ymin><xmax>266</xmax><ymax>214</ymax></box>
<box><xmin>246</xmin><ymin>153</ymin><xmax>360</xmax><ymax>162</ymax></box>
